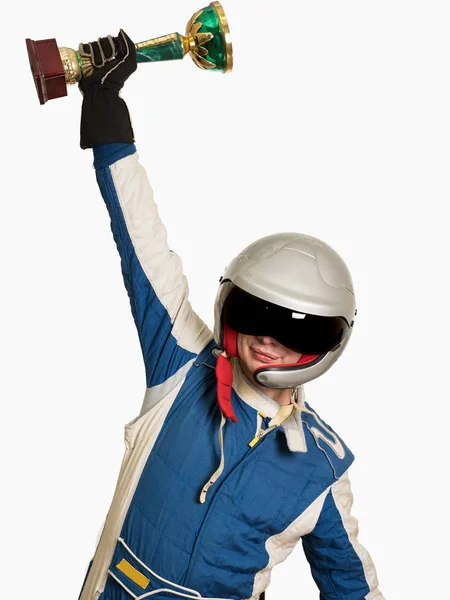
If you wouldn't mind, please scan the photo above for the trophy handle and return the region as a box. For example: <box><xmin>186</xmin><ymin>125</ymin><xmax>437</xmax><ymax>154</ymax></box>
<box><xmin>135</xmin><ymin>34</ymin><xmax>186</xmax><ymax>64</ymax></box>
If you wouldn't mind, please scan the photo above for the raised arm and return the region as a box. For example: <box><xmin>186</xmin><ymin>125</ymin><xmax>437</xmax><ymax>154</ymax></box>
<box><xmin>79</xmin><ymin>31</ymin><xmax>212</xmax><ymax>401</ymax></box>
<box><xmin>301</xmin><ymin>471</ymin><xmax>384</xmax><ymax>599</ymax></box>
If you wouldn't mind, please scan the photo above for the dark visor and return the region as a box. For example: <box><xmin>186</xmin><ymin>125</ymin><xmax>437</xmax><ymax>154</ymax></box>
<box><xmin>223</xmin><ymin>286</ymin><xmax>349</xmax><ymax>355</ymax></box>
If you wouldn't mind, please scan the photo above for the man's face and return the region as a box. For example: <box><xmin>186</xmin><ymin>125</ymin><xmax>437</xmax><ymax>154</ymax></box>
<box><xmin>237</xmin><ymin>333</ymin><xmax>302</xmax><ymax>383</ymax></box>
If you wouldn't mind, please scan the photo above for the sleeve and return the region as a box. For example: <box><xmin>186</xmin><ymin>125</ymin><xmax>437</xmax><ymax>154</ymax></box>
<box><xmin>301</xmin><ymin>471</ymin><xmax>384</xmax><ymax>600</ymax></box>
<box><xmin>92</xmin><ymin>142</ymin><xmax>213</xmax><ymax>396</ymax></box>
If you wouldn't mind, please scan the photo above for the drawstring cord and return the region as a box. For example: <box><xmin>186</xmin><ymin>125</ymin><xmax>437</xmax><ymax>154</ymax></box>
<box><xmin>200</xmin><ymin>347</ymin><xmax>236</xmax><ymax>504</ymax></box>
<box><xmin>200</xmin><ymin>385</ymin><xmax>307</xmax><ymax>504</ymax></box>
<box><xmin>291</xmin><ymin>385</ymin><xmax>305</xmax><ymax>412</ymax></box>
<box><xmin>291</xmin><ymin>385</ymin><xmax>317</xmax><ymax>418</ymax></box>
<box><xmin>199</xmin><ymin>412</ymin><xmax>227</xmax><ymax>504</ymax></box>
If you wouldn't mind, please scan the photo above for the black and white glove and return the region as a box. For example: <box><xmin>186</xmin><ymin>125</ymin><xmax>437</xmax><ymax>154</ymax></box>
<box><xmin>79</xmin><ymin>29</ymin><xmax>137</xmax><ymax>149</ymax></box>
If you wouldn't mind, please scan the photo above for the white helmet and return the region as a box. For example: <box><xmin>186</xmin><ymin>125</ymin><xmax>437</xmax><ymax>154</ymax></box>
<box><xmin>214</xmin><ymin>232</ymin><xmax>356</xmax><ymax>389</ymax></box>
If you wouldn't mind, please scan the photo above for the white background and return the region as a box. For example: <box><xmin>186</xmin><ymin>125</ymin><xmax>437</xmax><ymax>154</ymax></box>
<box><xmin>3</xmin><ymin>1</ymin><xmax>450</xmax><ymax>598</ymax></box>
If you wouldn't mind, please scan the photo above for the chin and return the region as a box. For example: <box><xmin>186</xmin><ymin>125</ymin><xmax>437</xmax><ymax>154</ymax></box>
<box><xmin>244</xmin><ymin>357</ymin><xmax>273</xmax><ymax>377</ymax></box>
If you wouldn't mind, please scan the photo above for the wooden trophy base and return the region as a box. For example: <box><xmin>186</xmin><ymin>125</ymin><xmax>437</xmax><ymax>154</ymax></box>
<box><xmin>26</xmin><ymin>38</ymin><xmax>66</xmax><ymax>105</ymax></box>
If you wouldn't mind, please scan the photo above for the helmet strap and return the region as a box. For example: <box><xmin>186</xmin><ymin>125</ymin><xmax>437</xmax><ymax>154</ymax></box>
<box><xmin>223</xmin><ymin>324</ymin><xmax>238</xmax><ymax>357</ymax></box>
<box><xmin>215</xmin><ymin>351</ymin><xmax>238</xmax><ymax>423</ymax></box>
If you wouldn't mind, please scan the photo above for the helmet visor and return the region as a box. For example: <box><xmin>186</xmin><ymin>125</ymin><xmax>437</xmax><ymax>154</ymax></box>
<box><xmin>223</xmin><ymin>285</ymin><xmax>349</xmax><ymax>355</ymax></box>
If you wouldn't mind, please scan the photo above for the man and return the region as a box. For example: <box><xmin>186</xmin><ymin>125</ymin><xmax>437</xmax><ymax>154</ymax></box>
<box><xmin>77</xmin><ymin>30</ymin><xmax>383</xmax><ymax>600</ymax></box>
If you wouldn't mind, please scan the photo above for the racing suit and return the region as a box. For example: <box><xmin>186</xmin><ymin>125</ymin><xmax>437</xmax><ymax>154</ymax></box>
<box><xmin>78</xmin><ymin>141</ymin><xmax>384</xmax><ymax>600</ymax></box>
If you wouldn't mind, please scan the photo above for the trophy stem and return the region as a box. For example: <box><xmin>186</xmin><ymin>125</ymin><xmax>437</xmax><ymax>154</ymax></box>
<box><xmin>135</xmin><ymin>33</ymin><xmax>186</xmax><ymax>64</ymax></box>
<box><xmin>74</xmin><ymin>29</ymin><xmax>216</xmax><ymax>81</ymax></box>
<box><xmin>58</xmin><ymin>34</ymin><xmax>188</xmax><ymax>83</ymax></box>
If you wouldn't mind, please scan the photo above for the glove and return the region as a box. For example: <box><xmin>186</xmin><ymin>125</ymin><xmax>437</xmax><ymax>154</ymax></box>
<box><xmin>79</xmin><ymin>29</ymin><xmax>137</xmax><ymax>149</ymax></box>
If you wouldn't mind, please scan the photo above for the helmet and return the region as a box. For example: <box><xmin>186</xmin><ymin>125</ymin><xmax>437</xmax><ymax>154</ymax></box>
<box><xmin>214</xmin><ymin>232</ymin><xmax>356</xmax><ymax>389</ymax></box>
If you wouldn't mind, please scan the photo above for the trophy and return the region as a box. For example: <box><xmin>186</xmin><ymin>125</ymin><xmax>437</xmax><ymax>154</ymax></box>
<box><xmin>26</xmin><ymin>1</ymin><xmax>233</xmax><ymax>105</ymax></box>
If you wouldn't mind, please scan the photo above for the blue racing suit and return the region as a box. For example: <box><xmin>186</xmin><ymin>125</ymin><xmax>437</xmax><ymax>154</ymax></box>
<box><xmin>78</xmin><ymin>142</ymin><xmax>384</xmax><ymax>600</ymax></box>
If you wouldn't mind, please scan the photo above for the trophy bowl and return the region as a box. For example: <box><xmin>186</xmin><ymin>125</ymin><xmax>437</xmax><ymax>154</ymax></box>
<box><xmin>26</xmin><ymin>1</ymin><xmax>233</xmax><ymax>105</ymax></box>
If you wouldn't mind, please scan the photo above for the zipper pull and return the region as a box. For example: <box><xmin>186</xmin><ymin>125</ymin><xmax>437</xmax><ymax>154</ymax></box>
<box><xmin>248</xmin><ymin>412</ymin><xmax>270</xmax><ymax>447</ymax></box>
<box><xmin>248</xmin><ymin>429</ymin><xmax>265</xmax><ymax>448</ymax></box>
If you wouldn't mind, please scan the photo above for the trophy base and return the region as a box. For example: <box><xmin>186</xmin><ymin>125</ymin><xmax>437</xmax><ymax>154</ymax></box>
<box><xmin>26</xmin><ymin>38</ymin><xmax>66</xmax><ymax>105</ymax></box>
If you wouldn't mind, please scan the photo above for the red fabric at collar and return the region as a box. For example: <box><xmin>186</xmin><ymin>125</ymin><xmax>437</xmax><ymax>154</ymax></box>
<box><xmin>216</xmin><ymin>352</ymin><xmax>238</xmax><ymax>422</ymax></box>
<box><xmin>223</xmin><ymin>324</ymin><xmax>238</xmax><ymax>357</ymax></box>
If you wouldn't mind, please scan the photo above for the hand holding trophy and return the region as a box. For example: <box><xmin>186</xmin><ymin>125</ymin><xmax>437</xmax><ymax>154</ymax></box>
<box><xmin>25</xmin><ymin>1</ymin><xmax>233</xmax><ymax>105</ymax></box>
<box><xmin>77</xmin><ymin>29</ymin><xmax>137</xmax><ymax>149</ymax></box>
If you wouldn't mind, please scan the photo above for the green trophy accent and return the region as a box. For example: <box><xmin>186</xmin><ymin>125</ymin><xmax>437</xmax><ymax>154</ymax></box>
<box><xmin>135</xmin><ymin>34</ymin><xmax>185</xmax><ymax>63</ymax></box>
<box><xmin>131</xmin><ymin>2</ymin><xmax>232</xmax><ymax>73</ymax></box>
<box><xmin>192</xmin><ymin>5</ymin><xmax>226</xmax><ymax>72</ymax></box>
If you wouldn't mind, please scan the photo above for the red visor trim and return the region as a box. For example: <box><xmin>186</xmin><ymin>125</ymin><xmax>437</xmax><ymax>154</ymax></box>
<box><xmin>297</xmin><ymin>353</ymin><xmax>321</xmax><ymax>365</ymax></box>
<box><xmin>216</xmin><ymin>352</ymin><xmax>238</xmax><ymax>423</ymax></box>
